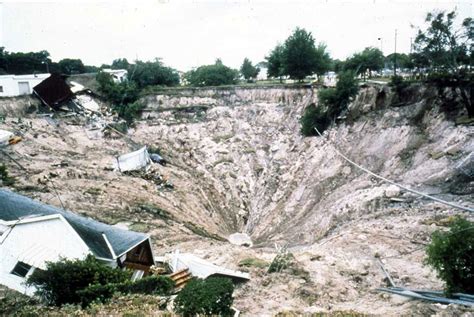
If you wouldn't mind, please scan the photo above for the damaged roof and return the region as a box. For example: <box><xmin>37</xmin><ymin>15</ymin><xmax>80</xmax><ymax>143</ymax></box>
<box><xmin>33</xmin><ymin>73</ymin><xmax>74</xmax><ymax>109</ymax></box>
<box><xmin>0</xmin><ymin>189</ymin><xmax>149</xmax><ymax>260</ymax></box>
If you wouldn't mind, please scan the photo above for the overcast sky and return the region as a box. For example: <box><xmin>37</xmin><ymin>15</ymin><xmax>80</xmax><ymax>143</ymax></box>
<box><xmin>0</xmin><ymin>0</ymin><xmax>471</xmax><ymax>71</ymax></box>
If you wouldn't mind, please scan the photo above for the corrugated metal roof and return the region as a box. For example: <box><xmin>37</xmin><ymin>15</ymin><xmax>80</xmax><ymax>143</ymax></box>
<box><xmin>0</xmin><ymin>189</ymin><xmax>149</xmax><ymax>260</ymax></box>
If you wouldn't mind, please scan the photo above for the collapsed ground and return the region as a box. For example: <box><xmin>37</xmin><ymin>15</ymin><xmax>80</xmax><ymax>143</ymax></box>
<box><xmin>0</xmin><ymin>84</ymin><xmax>473</xmax><ymax>315</ymax></box>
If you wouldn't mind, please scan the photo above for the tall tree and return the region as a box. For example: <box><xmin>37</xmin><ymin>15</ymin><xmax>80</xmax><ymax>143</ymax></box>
<box><xmin>266</xmin><ymin>44</ymin><xmax>285</xmax><ymax>82</ymax></box>
<box><xmin>344</xmin><ymin>47</ymin><xmax>384</xmax><ymax>80</ymax></box>
<box><xmin>111</xmin><ymin>58</ymin><xmax>130</xmax><ymax>70</ymax></box>
<box><xmin>414</xmin><ymin>10</ymin><xmax>472</xmax><ymax>72</ymax></box>
<box><xmin>131</xmin><ymin>59</ymin><xmax>180</xmax><ymax>88</ymax></box>
<box><xmin>240</xmin><ymin>58</ymin><xmax>260</xmax><ymax>82</ymax></box>
<box><xmin>58</xmin><ymin>58</ymin><xmax>85</xmax><ymax>75</ymax></box>
<box><xmin>282</xmin><ymin>28</ymin><xmax>330</xmax><ymax>80</ymax></box>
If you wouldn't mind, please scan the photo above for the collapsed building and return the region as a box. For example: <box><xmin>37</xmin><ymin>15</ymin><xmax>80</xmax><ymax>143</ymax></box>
<box><xmin>0</xmin><ymin>189</ymin><xmax>155</xmax><ymax>296</ymax></box>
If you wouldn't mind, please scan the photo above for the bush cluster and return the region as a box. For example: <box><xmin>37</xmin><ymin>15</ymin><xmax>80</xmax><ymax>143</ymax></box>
<box><xmin>27</xmin><ymin>256</ymin><xmax>174</xmax><ymax>307</ymax></box>
<box><xmin>425</xmin><ymin>216</ymin><xmax>474</xmax><ymax>295</ymax></box>
<box><xmin>96</xmin><ymin>72</ymin><xmax>144</xmax><ymax>123</ymax></box>
<box><xmin>174</xmin><ymin>277</ymin><xmax>234</xmax><ymax>316</ymax></box>
<box><xmin>77</xmin><ymin>275</ymin><xmax>175</xmax><ymax>307</ymax></box>
<box><xmin>300</xmin><ymin>70</ymin><xmax>358</xmax><ymax>136</ymax></box>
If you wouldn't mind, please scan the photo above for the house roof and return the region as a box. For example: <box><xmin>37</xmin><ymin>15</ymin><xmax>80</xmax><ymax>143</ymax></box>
<box><xmin>33</xmin><ymin>73</ymin><xmax>74</xmax><ymax>109</ymax></box>
<box><xmin>0</xmin><ymin>189</ymin><xmax>149</xmax><ymax>260</ymax></box>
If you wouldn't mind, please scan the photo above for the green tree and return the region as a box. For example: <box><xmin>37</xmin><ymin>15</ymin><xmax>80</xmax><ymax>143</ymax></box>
<box><xmin>266</xmin><ymin>44</ymin><xmax>285</xmax><ymax>82</ymax></box>
<box><xmin>282</xmin><ymin>28</ymin><xmax>330</xmax><ymax>80</ymax></box>
<box><xmin>344</xmin><ymin>47</ymin><xmax>384</xmax><ymax>80</ymax></box>
<box><xmin>386</xmin><ymin>53</ymin><xmax>411</xmax><ymax>70</ymax></box>
<box><xmin>96</xmin><ymin>71</ymin><xmax>142</xmax><ymax>123</ymax></box>
<box><xmin>425</xmin><ymin>217</ymin><xmax>474</xmax><ymax>295</ymax></box>
<box><xmin>1</xmin><ymin>50</ymin><xmax>51</xmax><ymax>74</ymax></box>
<box><xmin>240</xmin><ymin>58</ymin><xmax>260</xmax><ymax>82</ymax></box>
<box><xmin>414</xmin><ymin>10</ymin><xmax>473</xmax><ymax>72</ymax></box>
<box><xmin>131</xmin><ymin>59</ymin><xmax>180</xmax><ymax>89</ymax></box>
<box><xmin>58</xmin><ymin>58</ymin><xmax>86</xmax><ymax>75</ymax></box>
<box><xmin>185</xmin><ymin>59</ymin><xmax>239</xmax><ymax>86</ymax></box>
<box><xmin>174</xmin><ymin>277</ymin><xmax>234</xmax><ymax>316</ymax></box>
<box><xmin>111</xmin><ymin>58</ymin><xmax>130</xmax><ymax>70</ymax></box>
<box><xmin>413</xmin><ymin>10</ymin><xmax>473</xmax><ymax>117</ymax></box>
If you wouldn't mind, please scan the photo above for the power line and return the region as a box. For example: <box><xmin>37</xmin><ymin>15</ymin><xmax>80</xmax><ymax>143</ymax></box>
<box><xmin>313</xmin><ymin>127</ymin><xmax>474</xmax><ymax>213</ymax></box>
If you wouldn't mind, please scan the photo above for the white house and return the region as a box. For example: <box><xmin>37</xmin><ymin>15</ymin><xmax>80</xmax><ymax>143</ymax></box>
<box><xmin>0</xmin><ymin>74</ymin><xmax>50</xmax><ymax>97</ymax></box>
<box><xmin>102</xmin><ymin>69</ymin><xmax>128</xmax><ymax>83</ymax></box>
<box><xmin>0</xmin><ymin>189</ymin><xmax>155</xmax><ymax>296</ymax></box>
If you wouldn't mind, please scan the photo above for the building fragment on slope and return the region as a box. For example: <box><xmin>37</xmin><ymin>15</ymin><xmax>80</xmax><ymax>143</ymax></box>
<box><xmin>32</xmin><ymin>73</ymin><xmax>75</xmax><ymax>110</ymax></box>
<box><xmin>163</xmin><ymin>250</ymin><xmax>250</xmax><ymax>283</ymax></box>
<box><xmin>0</xmin><ymin>189</ymin><xmax>155</xmax><ymax>296</ymax></box>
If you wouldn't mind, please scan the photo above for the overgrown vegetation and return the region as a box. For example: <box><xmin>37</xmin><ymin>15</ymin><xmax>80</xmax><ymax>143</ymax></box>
<box><xmin>174</xmin><ymin>277</ymin><xmax>234</xmax><ymax>316</ymax></box>
<box><xmin>27</xmin><ymin>255</ymin><xmax>130</xmax><ymax>306</ymax></box>
<box><xmin>96</xmin><ymin>71</ymin><xmax>143</xmax><ymax>123</ymax></box>
<box><xmin>77</xmin><ymin>275</ymin><xmax>174</xmax><ymax>307</ymax></box>
<box><xmin>300</xmin><ymin>70</ymin><xmax>358</xmax><ymax>136</ymax></box>
<box><xmin>425</xmin><ymin>216</ymin><xmax>474</xmax><ymax>295</ymax></box>
<box><xmin>27</xmin><ymin>256</ymin><xmax>174</xmax><ymax>307</ymax></box>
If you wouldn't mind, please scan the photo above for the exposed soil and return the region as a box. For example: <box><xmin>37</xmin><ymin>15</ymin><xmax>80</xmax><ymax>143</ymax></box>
<box><xmin>0</xmin><ymin>84</ymin><xmax>473</xmax><ymax>316</ymax></box>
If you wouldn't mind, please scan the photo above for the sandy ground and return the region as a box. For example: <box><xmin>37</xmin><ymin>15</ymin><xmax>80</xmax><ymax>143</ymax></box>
<box><xmin>0</xmin><ymin>85</ymin><xmax>473</xmax><ymax>316</ymax></box>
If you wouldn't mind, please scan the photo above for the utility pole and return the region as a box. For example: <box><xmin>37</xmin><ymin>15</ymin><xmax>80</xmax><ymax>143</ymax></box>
<box><xmin>378</xmin><ymin>37</ymin><xmax>383</xmax><ymax>52</ymax></box>
<box><xmin>394</xmin><ymin>29</ymin><xmax>397</xmax><ymax>77</ymax></box>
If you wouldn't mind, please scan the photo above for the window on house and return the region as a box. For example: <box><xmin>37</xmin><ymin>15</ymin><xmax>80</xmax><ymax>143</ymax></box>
<box><xmin>0</xmin><ymin>86</ymin><xmax>3</xmax><ymax>92</ymax></box>
<box><xmin>10</xmin><ymin>261</ymin><xmax>32</xmax><ymax>277</ymax></box>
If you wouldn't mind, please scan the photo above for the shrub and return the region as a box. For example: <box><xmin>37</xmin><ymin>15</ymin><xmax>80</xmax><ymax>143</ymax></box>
<box><xmin>0</xmin><ymin>164</ymin><xmax>15</xmax><ymax>186</ymax></box>
<box><xmin>268</xmin><ymin>252</ymin><xmax>295</xmax><ymax>273</ymax></box>
<box><xmin>425</xmin><ymin>216</ymin><xmax>474</xmax><ymax>295</ymax></box>
<box><xmin>76</xmin><ymin>283</ymin><xmax>117</xmax><ymax>307</ymax></box>
<box><xmin>300</xmin><ymin>70</ymin><xmax>358</xmax><ymax>136</ymax></box>
<box><xmin>27</xmin><ymin>255</ymin><xmax>131</xmax><ymax>306</ymax></box>
<box><xmin>122</xmin><ymin>275</ymin><xmax>174</xmax><ymax>295</ymax></box>
<box><xmin>96</xmin><ymin>72</ymin><xmax>142</xmax><ymax>123</ymax></box>
<box><xmin>174</xmin><ymin>277</ymin><xmax>234</xmax><ymax>316</ymax></box>
<box><xmin>300</xmin><ymin>103</ymin><xmax>331</xmax><ymax>136</ymax></box>
<box><xmin>389</xmin><ymin>75</ymin><xmax>409</xmax><ymax>95</ymax></box>
<box><xmin>77</xmin><ymin>275</ymin><xmax>174</xmax><ymax>307</ymax></box>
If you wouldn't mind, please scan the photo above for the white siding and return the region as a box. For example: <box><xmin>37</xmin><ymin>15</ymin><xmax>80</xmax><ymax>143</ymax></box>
<box><xmin>0</xmin><ymin>74</ymin><xmax>50</xmax><ymax>97</ymax></box>
<box><xmin>0</xmin><ymin>217</ymin><xmax>90</xmax><ymax>295</ymax></box>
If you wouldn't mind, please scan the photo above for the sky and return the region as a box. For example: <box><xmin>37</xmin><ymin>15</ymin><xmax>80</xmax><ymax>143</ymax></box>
<box><xmin>0</xmin><ymin>0</ymin><xmax>472</xmax><ymax>72</ymax></box>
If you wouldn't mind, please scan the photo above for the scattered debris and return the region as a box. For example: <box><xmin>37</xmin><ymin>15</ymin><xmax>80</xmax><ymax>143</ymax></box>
<box><xmin>163</xmin><ymin>250</ymin><xmax>250</xmax><ymax>283</ymax></box>
<box><xmin>124</xmin><ymin>167</ymin><xmax>174</xmax><ymax>189</ymax></box>
<box><xmin>228</xmin><ymin>232</ymin><xmax>253</xmax><ymax>247</ymax></box>
<box><xmin>377</xmin><ymin>287</ymin><xmax>474</xmax><ymax>307</ymax></box>
<box><xmin>113</xmin><ymin>146</ymin><xmax>151</xmax><ymax>172</ymax></box>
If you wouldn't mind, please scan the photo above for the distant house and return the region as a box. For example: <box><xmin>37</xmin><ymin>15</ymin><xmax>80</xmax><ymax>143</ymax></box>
<box><xmin>102</xmin><ymin>69</ymin><xmax>128</xmax><ymax>83</ymax></box>
<box><xmin>0</xmin><ymin>74</ymin><xmax>50</xmax><ymax>97</ymax></box>
<box><xmin>0</xmin><ymin>190</ymin><xmax>155</xmax><ymax>296</ymax></box>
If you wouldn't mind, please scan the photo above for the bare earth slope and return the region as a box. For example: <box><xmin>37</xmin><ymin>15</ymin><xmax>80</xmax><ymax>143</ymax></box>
<box><xmin>0</xmin><ymin>84</ymin><xmax>473</xmax><ymax>316</ymax></box>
